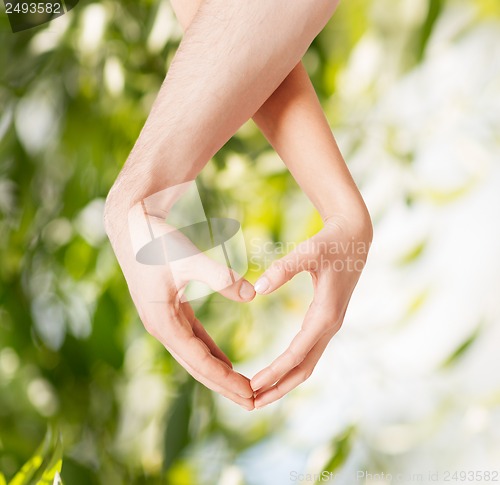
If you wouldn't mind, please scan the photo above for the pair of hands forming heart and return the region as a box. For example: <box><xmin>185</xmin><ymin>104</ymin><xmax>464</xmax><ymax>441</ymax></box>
<box><xmin>108</xmin><ymin>196</ymin><xmax>371</xmax><ymax>411</ymax></box>
<box><xmin>100</xmin><ymin>0</ymin><xmax>368</xmax><ymax>411</ymax></box>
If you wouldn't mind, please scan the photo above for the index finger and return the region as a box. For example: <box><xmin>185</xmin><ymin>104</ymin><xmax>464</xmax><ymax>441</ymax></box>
<box><xmin>168</xmin><ymin>346</ymin><xmax>255</xmax><ymax>410</ymax></box>
<box><xmin>250</xmin><ymin>284</ymin><xmax>341</xmax><ymax>392</ymax></box>
<box><xmin>150</xmin><ymin>303</ymin><xmax>254</xmax><ymax>400</ymax></box>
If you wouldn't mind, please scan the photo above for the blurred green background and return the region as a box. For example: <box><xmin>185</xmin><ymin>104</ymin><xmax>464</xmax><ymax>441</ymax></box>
<box><xmin>1</xmin><ymin>0</ymin><xmax>500</xmax><ymax>484</ymax></box>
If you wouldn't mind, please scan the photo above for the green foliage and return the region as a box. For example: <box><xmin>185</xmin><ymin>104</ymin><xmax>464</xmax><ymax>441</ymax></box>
<box><xmin>316</xmin><ymin>427</ymin><xmax>355</xmax><ymax>483</ymax></box>
<box><xmin>397</xmin><ymin>240</ymin><xmax>427</xmax><ymax>266</ymax></box>
<box><xmin>1</xmin><ymin>0</ymin><xmax>496</xmax><ymax>483</ymax></box>
<box><xmin>415</xmin><ymin>0</ymin><xmax>445</xmax><ymax>62</ymax></box>
<box><xmin>163</xmin><ymin>380</ymin><xmax>194</xmax><ymax>473</ymax></box>
<box><xmin>8</xmin><ymin>427</ymin><xmax>63</xmax><ymax>485</ymax></box>
<box><xmin>441</xmin><ymin>325</ymin><xmax>482</xmax><ymax>368</ymax></box>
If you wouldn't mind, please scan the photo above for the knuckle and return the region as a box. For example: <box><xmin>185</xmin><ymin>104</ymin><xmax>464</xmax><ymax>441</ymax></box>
<box><xmin>271</xmin><ymin>258</ymin><xmax>295</xmax><ymax>282</ymax></box>
<box><xmin>199</xmin><ymin>349</ymin><xmax>213</xmax><ymax>366</ymax></box>
<box><xmin>298</xmin><ymin>365</ymin><xmax>314</xmax><ymax>382</ymax></box>
<box><xmin>309</xmin><ymin>300</ymin><xmax>343</xmax><ymax>331</ymax></box>
<box><xmin>267</xmin><ymin>359</ymin><xmax>288</xmax><ymax>381</ymax></box>
<box><xmin>268</xmin><ymin>362</ymin><xmax>282</xmax><ymax>382</ymax></box>
<box><xmin>165</xmin><ymin>297</ymin><xmax>182</xmax><ymax>319</ymax></box>
<box><xmin>271</xmin><ymin>259</ymin><xmax>287</xmax><ymax>278</ymax></box>
<box><xmin>220</xmin><ymin>363</ymin><xmax>232</xmax><ymax>381</ymax></box>
<box><xmin>214</xmin><ymin>268</ymin><xmax>233</xmax><ymax>290</ymax></box>
<box><xmin>143</xmin><ymin>321</ymin><xmax>159</xmax><ymax>339</ymax></box>
<box><xmin>330</xmin><ymin>304</ymin><xmax>345</xmax><ymax>327</ymax></box>
<box><xmin>273</xmin><ymin>381</ymin><xmax>285</xmax><ymax>397</ymax></box>
<box><xmin>288</xmin><ymin>347</ymin><xmax>306</xmax><ymax>368</ymax></box>
<box><xmin>317</xmin><ymin>319</ymin><xmax>340</xmax><ymax>338</ymax></box>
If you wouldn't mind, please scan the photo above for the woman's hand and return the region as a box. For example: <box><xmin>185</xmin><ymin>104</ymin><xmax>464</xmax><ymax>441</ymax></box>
<box><xmin>251</xmin><ymin>212</ymin><xmax>373</xmax><ymax>408</ymax></box>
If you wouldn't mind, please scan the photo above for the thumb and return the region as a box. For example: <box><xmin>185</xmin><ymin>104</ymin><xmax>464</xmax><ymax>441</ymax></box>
<box><xmin>186</xmin><ymin>251</ymin><xmax>256</xmax><ymax>302</ymax></box>
<box><xmin>254</xmin><ymin>251</ymin><xmax>304</xmax><ymax>295</ymax></box>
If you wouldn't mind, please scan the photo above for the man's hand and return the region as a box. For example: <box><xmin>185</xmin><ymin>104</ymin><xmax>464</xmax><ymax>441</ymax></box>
<box><xmin>251</xmin><ymin>213</ymin><xmax>372</xmax><ymax>408</ymax></box>
<box><xmin>105</xmin><ymin>203</ymin><xmax>256</xmax><ymax>410</ymax></box>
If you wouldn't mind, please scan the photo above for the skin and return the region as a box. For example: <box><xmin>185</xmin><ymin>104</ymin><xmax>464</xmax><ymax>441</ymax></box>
<box><xmin>104</xmin><ymin>0</ymin><xmax>372</xmax><ymax>409</ymax></box>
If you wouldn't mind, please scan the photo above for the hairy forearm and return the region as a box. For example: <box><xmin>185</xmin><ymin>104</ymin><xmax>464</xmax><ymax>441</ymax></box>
<box><xmin>170</xmin><ymin>0</ymin><xmax>370</xmax><ymax>231</ymax></box>
<box><xmin>104</xmin><ymin>0</ymin><xmax>339</xmax><ymax>237</ymax></box>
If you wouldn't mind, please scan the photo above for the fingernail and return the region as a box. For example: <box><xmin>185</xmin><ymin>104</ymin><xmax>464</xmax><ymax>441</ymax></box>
<box><xmin>237</xmin><ymin>387</ymin><xmax>254</xmax><ymax>399</ymax></box>
<box><xmin>239</xmin><ymin>280</ymin><xmax>255</xmax><ymax>300</ymax></box>
<box><xmin>254</xmin><ymin>277</ymin><xmax>270</xmax><ymax>294</ymax></box>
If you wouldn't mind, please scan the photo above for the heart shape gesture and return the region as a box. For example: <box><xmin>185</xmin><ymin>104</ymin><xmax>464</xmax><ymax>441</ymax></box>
<box><xmin>103</xmin><ymin>0</ymin><xmax>370</xmax><ymax>409</ymax></box>
<box><xmin>105</xmin><ymin>181</ymin><xmax>371</xmax><ymax>410</ymax></box>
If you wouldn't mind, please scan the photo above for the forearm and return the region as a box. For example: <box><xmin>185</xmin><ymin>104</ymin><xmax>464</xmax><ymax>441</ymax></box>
<box><xmin>170</xmin><ymin>0</ymin><xmax>370</xmax><ymax>231</ymax></box>
<box><xmin>253</xmin><ymin>64</ymin><xmax>371</xmax><ymax>228</ymax></box>
<box><xmin>104</xmin><ymin>0</ymin><xmax>339</xmax><ymax>236</ymax></box>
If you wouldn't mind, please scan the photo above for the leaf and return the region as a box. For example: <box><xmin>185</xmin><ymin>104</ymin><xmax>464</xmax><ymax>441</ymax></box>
<box><xmin>87</xmin><ymin>289</ymin><xmax>124</xmax><ymax>369</ymax></box>
<box><xmin>397</xmin><ymin>240</ymin><xmax>427</xmax><ymax>265</ymax></box>
<box><xmin>0</xmin><ymin>473</ymin><xmax>7</xmax><ymax>485</ymax></box>
<box><xmin>8</xmin><ymin>429</ymin><xmax>52</xmax><ymax>485</ymax></box>
<box><xmin>8</xmin><ymin>427</ymin><xmax>64</xmax><ymax>485</ymax></box>
<box><xmin>163</xmin><ymin>380</ymin><xmax>194</xmax><ymax>472</ymax></box>
<box><xmin>315</xmin><ymin>426</ymin><xmax>355</xmax><ymax>483</ymax></box>
<box><xmin>424</xmin><ymin>183</ymin><xmax>476</xmax><ymax>205</ymax></box>
<box><xmin>406</xmin><ymin>288</ymin><xmax>430</xmax><ymax>317</ymax></box>
<box><xmin>36</xmin><ymin>432</ymin><xmax>63</xmax><ymax>484</ymax></box>
<box><xmin>442</xmin><ymin>326</ymin><xmax>482</xmax><ymax>368</ymax></box>
<box><xmin>416</xmin><ymin>0</ymin><xmax>444</xmax><ymax>62</ymax></box>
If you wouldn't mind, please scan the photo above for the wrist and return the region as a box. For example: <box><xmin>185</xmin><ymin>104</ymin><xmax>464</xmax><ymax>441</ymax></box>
<box><xmin>322</xmin><ymin>191</ymin><xmax>373</xmax><ymax>243</ymax></box>
<box><xmin>103</xmin><ymin>183</ymin><xmax>133</xmax><ymax>249</ymax></box>
<box><xmin>103</xmin><ymin>179</ymin><xmax>198</xmax><ymax>253</ymax></box>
